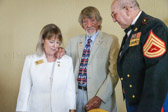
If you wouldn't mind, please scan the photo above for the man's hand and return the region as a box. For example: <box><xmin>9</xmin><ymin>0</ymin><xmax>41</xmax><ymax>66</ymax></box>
<box><xmin>86</xmin><ymin>96</ymin><xmax>102</xmax><ymax>111</ymax></box>
<box><xmin>55</xmin><ymin>47</ymin><xmax>65</xmax><ymax>59</ymax></box>
<box><xmin>70</xmin><ymin>109</ymin><xmax>75</xmax><ymax>112</ymax></box>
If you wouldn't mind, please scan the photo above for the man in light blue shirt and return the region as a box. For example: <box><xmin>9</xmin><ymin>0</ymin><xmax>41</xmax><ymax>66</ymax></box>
<box><xmin>57</xmin><ymin>6</ymin><xmax>120</xmax><ymax>112</ymax></box>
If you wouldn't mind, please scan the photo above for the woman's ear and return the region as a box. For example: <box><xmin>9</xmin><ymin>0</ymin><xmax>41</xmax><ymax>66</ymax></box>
<box><xmin>42</xmin><ymin>39</ymin><xmax>44</xmax><ymax>44</ymax></box>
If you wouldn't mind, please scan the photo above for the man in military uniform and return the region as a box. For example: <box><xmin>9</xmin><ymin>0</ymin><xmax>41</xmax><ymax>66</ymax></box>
<box><xmin>111</xmin><ymin>0</ymin><xmax>168</xmax><ymax>112</ymax></box>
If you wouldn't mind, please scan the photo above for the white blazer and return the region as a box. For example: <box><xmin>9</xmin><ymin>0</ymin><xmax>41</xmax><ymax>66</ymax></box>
<box><xmin>16</xmin><ymin>53</ymin><xmax>76</xmax><ymax>112</ymax></box>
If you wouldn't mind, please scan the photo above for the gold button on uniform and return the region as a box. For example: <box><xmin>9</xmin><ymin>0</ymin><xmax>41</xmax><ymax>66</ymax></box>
<box><xmin>134</xmin><ymin>28</ymin><xmax>138</xmax><ymax>31</ymax></box>
<box><xmin>121</xmin><ymin>78</ymin><xmax>123</xmax><ymax>80</ymax></box>
<box><xmin>132</xmin><ymin>95</ymin><xmax>135</xmax><ymax>98</ymax></box>
<box><xmin>129</xmin><ymin>84</ymin><xmax>133</xmax><ymax>88</ymax></box>
<box><xmin>127</xmin><ymin>74</ymin><xmax>130</xmax><ymax>77</ymax></box>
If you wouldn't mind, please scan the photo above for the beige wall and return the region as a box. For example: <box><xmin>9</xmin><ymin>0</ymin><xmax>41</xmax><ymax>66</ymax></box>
<box><xmin>0</xmin><ymin>0</ymin><xmax>167</xmax><ymax>112</ymax></box>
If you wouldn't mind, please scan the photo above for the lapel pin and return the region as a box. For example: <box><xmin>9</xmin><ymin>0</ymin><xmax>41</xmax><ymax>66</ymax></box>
<box><xmin>80</xmin><ymin>42</ymin><xmax>82</xmax><ymax>46</ymax></box>
<box><xmin>35</xmin><ymin>59</ymin><xmax>44</xmax><ymax>65</ymax></box>
<box><xmin>57</xmin><ymin>61</ymin><xmax>60</xmax><ymax>67</ymax></box>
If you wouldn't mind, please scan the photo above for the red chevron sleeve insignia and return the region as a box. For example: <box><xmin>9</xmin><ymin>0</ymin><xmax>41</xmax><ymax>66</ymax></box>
<box><xmin>143</xmin><ymin>30</ymin><xmax>166</xmax><ymax>58</ymax></box>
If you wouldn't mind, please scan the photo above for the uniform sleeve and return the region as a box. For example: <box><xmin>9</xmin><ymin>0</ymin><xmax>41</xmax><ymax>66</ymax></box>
<box><xmin>66</xmin><ymin>58</ymin><xmax>76</xmax><ymax>110</ymax></box>
<box><xmin>96</xmin><ymin>36</ymin><xmax>120</xmax><ymax>102</ymax></box>
<box><xmin>138</xmin><ymin>22</ymin><xmax>168</xmax><ymax>112</ymax></box>
<box><xmin>16</xmin><ymin>56</ymin><xmax>32</xmax><ymax>111</ymax></box>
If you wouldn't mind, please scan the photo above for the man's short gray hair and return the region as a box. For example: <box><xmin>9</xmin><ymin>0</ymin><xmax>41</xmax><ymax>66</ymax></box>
<box><xmin>118</xmin><ymin>0</ymin><xmax>140</xmax><ymax>9</ymax></box>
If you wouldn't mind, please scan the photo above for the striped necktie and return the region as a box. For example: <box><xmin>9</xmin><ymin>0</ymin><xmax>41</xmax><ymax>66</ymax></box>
<box><xmin>78</xmin><ymin>38</ymin><xmax>92</xmax><ymax>87</ymax></box>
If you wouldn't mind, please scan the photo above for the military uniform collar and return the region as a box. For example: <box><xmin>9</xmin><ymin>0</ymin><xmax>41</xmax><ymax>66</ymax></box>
<box><xmin>131</xmin><ymin>11</ymin><xmax>148</xmax><ymax>34</ymax></box>
<box><xmin>131</xmin><ymin>11</ymin><xmax>142</xmax><ymax>25</ymax></box>
<box><xmin>126</xmin><ymin>11</ymin><xmax>142</xmax><ymax>36</ymax></box>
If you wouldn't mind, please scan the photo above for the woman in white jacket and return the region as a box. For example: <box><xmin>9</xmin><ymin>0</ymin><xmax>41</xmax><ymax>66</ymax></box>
<box><xmin>16</xmin><ymin>24</ymin><xmax>76</xmax><ymax>112</ymax></box>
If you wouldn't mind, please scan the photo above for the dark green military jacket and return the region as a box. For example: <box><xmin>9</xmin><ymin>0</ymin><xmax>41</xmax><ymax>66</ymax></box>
<box><xmin>117</xmin><ymin>11</ymin><xmax>168</xmax><ymax>112</ymax></box>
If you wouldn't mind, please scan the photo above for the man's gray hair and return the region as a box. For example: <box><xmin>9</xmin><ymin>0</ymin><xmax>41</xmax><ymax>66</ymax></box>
<box><xmin>118</xmin><ymin>0</ymin><xmax>140</xmax><ymax>9</ymax></box>
<box><xmin>78</xmin><ymin>6</ymin><xmax>102</xmax><ymax>29</ymax></box>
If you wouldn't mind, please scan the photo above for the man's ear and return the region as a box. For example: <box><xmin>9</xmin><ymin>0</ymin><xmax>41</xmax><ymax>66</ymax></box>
<box><xmin>124</xmin><ymin>5</ymin><xmax>132</xmax><ymax>16</ymax></box>
<box><xmin>81</xmin><ymin>24</ymin><xmax>85</xmax><ymax>29</ymax></box>
<box><xmin>98</xmin><ymin>21</ymin><xmax>102</xmax><ymax>26</ymax></box>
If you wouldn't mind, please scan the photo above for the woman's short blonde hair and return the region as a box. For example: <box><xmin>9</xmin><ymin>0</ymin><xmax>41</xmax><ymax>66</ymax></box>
<box><xmin>36</xmin><ymin>24</ymin><xmax>63</xmax><ymax>56</ymax></box>
<box><xmin>78</xmin><ymin>6</ymin><xmax>102</xmax><ymax>29</ymax></box>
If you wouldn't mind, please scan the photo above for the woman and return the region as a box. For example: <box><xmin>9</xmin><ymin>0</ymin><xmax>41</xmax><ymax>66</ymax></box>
<box><xmin>16</xmin><ymin>24</ymin><xmax>76</xmax><ymax>112</ymax></box>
